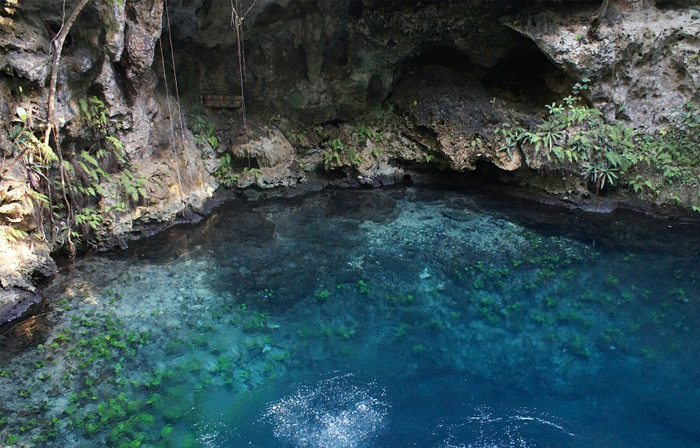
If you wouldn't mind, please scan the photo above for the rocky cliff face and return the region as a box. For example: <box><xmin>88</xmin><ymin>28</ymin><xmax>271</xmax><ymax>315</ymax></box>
<box><xmin>164</xmin><ymin>0</ymin><xmax>700</xmax><ymax>181</ymax></box>
<box><xmin>167</xmin><ymin>0</ymin><xmax>569</xmax><ymax>172</ymax></box>
<box><xmin>1</xmin><ymin>0</ymin><xmax>699</xmax><ymax>324</ymax></box>
<box><xmin>507</xmin><ymin>0</ymin><xmax>700</xmax><ymax>129</ymax></box>
<box><xmin>0</xmin><ymin>0</ymin><xmax>217</xmax><ymax>324</ymax></box>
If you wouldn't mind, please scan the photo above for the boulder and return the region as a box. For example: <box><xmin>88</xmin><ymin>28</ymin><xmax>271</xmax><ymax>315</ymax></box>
<box><xmin>0</xmin><ymin>236</ymin><xmax>56</xmax><ymax>324</ymax></box>
<box><xmin>232</xmin><ymin>128</ymin><xmax>302</xmax><ymax>188</ymax></box>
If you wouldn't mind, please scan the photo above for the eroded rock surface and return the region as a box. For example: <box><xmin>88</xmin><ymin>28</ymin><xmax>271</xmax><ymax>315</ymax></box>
<box><xmin>167</xmin><ymin>0</ymin><xmax>541</xmax><ymax>122</ymax></box>
<box><xmin>0</xmin><ymin>0</ymin><xmax>220</xmax><ymax>322</ymax></box>
<box><xmin>506</xmin><ymin>3</ymin><xmax>700</xmax><ymax>128</ymax></box>
<box><xmin>0</xmin><ymin>238</ymin><xmax>55</xmax><ymax>325</ymax></box>
<box><xmin>393</xmin><ymin>65</ymin><xmax>524</xmax><ymax>172</ymax></box>
<box><xmin>231</xmin><ymin>128</ymin><xmax>304</xmax><ymax>188</ymax></box>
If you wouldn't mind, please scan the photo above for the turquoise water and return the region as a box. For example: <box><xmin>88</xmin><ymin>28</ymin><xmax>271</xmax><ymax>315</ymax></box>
<box><xmin>2</xmin><ymin>187</ymin><xmax>700</xmax><ymax>448</ymax></box>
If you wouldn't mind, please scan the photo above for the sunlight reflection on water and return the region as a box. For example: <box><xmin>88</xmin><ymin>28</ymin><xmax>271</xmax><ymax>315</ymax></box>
<box><xmin>263</xmin><ymin>374</ymin><xmax>388</xmax><ymax>448</ymax></box>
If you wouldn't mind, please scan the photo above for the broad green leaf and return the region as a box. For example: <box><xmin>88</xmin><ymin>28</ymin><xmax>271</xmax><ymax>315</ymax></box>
<box><xmin>16</xmin><ymin>107</ymin><xmax>27</xmax><ymax>121</ymax></box>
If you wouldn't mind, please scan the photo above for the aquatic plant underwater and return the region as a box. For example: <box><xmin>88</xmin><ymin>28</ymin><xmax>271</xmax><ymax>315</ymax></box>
<box><xmin>1</xmin><ymin>188</ymin><xmax>700</xmax><ymax>448</ymax></box>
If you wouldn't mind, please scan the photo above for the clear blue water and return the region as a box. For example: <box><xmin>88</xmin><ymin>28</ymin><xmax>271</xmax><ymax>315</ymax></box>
<box><xmin>2</xmin><ymin>187</ymin><xmax>700</xmax><ymax>448</ymax></box>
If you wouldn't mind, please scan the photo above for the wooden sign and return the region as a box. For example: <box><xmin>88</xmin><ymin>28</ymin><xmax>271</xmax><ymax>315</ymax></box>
<box><xmin>204</xmin><ymin>94</ymin><xmax>242</xmax><ymax>109</ymax></box>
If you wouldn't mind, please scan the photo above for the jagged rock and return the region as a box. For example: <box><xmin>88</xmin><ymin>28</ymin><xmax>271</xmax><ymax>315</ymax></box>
<box><xmin>5</xmin><ymin>53</ymin><xmax>50</xmax><ymax>84</ymax></box>
<box><xmin>107</xmin><ymin>92</ymin><xmax>219</xmax><ymax>234</ymax></box>
<box><xmin>93</xmin><ymin>56</ymin><xmax>130</xmax><ymax>116</ymax></box>
<box><xmin>393</xmin><ymin>65</ymin><xmax>524</xmax><ymax>172</ymax></box>
<box><xmin>0</xmin><ymin>288</ymin><xmax>41</xmax><ymax>325</ymax></box>
<box><xmin>234</xmin><ymin>128</ymin><xmax>294</xmax><ymax>169</ymax></box>
<box><xmin>0</xmin><ymin>0</ymin><xmax>218</xmax><ymax>325</ymax></box>
<box><xmin>0</xmin><ymin>163</ymin><xmax>55</xmax><ymax>324</ymax></box>
<box><xmin>95</xmin><ymin>0</ymin><xmax>127</xmax><ymax>62</ymax></box>
<box><xmin>0</xmin><ymin>164</ymin><xmax>38</xmax><ymax>232</ymax></box>
<box><xmin>122</xmin><ymin>0</ymin><xmax>164</xmax><ymax>96</ymax></box>
<box><xmin>165</xmin><ymin>0</ymin><xmax>573</xmax><ymax>177</ymax></box>
<box><xmin>506</xmin><ymin>3</ymin><xmax>700</xmax><ymax>128</ymax></box>
<box><xmin>0</xmin><ymin>11</ymin><xmax>51</xmax><ymax>84</ymax></box>
<box><xmin>354</xmin><ymin>138</ymin><xmax>406</xmax><ymax>186</ymax></box>
<box><xmin>0</xmin><ymin>236</ymin><xmax>56</xmax><ymax>324</ymax></box>
<box><xmin>168</xmin><ymin>0</ymin><xmax>531</xmax><ymax>123</ymax></box>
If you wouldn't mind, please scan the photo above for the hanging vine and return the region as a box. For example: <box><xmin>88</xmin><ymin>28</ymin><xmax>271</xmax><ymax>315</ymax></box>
<box><xmin>44</xmin><ymin>0</ymin><xmax>92</xmax><ymax>258</ymax></box>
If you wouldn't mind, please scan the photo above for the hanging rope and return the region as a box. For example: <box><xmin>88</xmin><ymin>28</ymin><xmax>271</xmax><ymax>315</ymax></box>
<box><xmin>230</xmin><ymin>0</ymin><xmax>259</xmax><ymax>139</ymax></box>
<box><xmin>158</xmin><ymin>39</ymin><xmax>176</xmax><ymax>148</ymax></box>
<box><xmin>159</xmin><ymin>37</ymin><xmax>184</xmax><ymax>207</ymax></box>
<box><xmin>164</xmin><ymin>1</ymin><xmax>187</xmax><ymax>152</ymax></box>
<box><xmin>161</xmin><ymin>0</ymin><xmax>187</xmax><ymax>207</ymax></box>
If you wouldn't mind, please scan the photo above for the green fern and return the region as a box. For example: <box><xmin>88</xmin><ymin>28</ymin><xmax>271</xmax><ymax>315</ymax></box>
<box><xmin>0</xmin><ymin>226</ymin><xmax>29</xmax><ymax>243</ymax></box>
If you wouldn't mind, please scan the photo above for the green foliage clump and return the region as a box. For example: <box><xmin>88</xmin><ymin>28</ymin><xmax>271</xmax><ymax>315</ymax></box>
<box><xmin>322</xmin><ymin>137</ymin><xmax>365</xmax><ymax>171</ymax></box>
<box><xmin>315</xmin><ymin>289</ymin><xmax>331</xmax><ymax>300</ymax></box>
<box><xmin>631</xmin><ymin>102</ymin><xmax>700</xmax><ymax>203</ymax></box>
<box><xmin>4</xmin><ymin>96</ymin><xmax>148</xmax><ymax>255</ymax></box>
<box><xmin>191</xmin><ymin>114</ymin><xmax>218</xmax><ymax>150</ymax></box>
<box><xmin>322</xmin><ymin>138</ymin><xmax>345</xmax><ymax>171</ymax></box>
<box><xmin>356</xmin><ymin>280</ymin><xmax>372</xmax><ymax>294</ymax></box>
<box><xmin>496</xmin><ymin>80</ymin><xmax>636</xmax><ymax>192</ymax></box>
<box><xmin>214</xmin><ymin>153</ymin><xmax>239</xmax><ymax>186</ymax></box>
<box><xmin>495</xmin><ymin>80</ymin><xmax>700</xmax><ymax>207</ymax></box>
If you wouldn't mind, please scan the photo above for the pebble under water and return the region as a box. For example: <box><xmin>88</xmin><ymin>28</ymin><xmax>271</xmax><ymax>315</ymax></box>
<box><xmin>2</xmin><ymin>187</ymin><xmax>700</xmax><ymax>448</ymax></box>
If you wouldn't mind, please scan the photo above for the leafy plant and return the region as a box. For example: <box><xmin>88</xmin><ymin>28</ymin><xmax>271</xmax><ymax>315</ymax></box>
<box><xmin>354</xmin><ymin>125</ymin><xmax>381</xmax><ymax>143</ymax></box>
<box><xmin>214</xmin><ymin>153</ymin><xmax>239</xmax><ymax>185</ymax></box>
<box><xmin>191</xmin><ymin>114</ymin><xmax>218</xmax><ymax>150</ymax></box>
<box><xmin>412</xmin><ymin>344</ymin><xmax>427</xmax><ymax>353</ymax></box>
<box><xmin>243</xmin><ymin>166</ymin><xmax>262</xmax><ymax>179</ymax></box>
<box><xmin>79</xmin><ymin>97</ymin><xmax>109</xmax><ymax>134</ymax></box>
<box><xmin>3</xmin><ymin>96</ymin><xmax>148</xmax><ymax>255</ymax></box>
<box><xmin>0</xmin><ymin>226</ymin><xmax>30</xmax><ymax>244</ymax></box>
<box><xmin>356</xmin><ymin>280</ymin><xmax>372</xmax><ymax>294</ymax></box>
<box><xmin>494</xmin><ymin>79</ymin><xmax>700</xmax><ymax>202</ymax></box>
<box><xmin>315</xmin><ymin>289</ymin><xmax>331</xmax><ymax>300</ymax></box>
<box><xmin>322</xmin><ymin>147</ymin><xmax>342</xmax><ymax>171</ymax></box>
<box><xmin>321</xmin><ymin>138</ymin><xmax>364</xmax><ymax>170</ymax></box>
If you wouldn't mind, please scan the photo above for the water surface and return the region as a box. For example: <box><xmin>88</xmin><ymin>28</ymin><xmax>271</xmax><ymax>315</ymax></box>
<box><xmin>1</xmin><ymin>187</ymin><xmax>699</xmax><ymax>448</ymax></box>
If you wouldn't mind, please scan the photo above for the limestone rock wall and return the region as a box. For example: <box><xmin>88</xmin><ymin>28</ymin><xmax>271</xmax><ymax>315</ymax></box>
<box><xmin>167</xmin><ymin>0</ymin><xmax>538</xmax><ymax>121</ymax></box>
<box><xmin>0</xmin><ymin>0</ymin><xmax>218</xmax><ymax>323</ymax></box>
<box><xmin>506</xmin><ymin>0</ymin><xmax>700</xmax><ymax>129</ymax></box>
<box><xmin>164</xmin><ymin>0</ymin><xmax>569</xmax><ymax>180</ymax></box>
